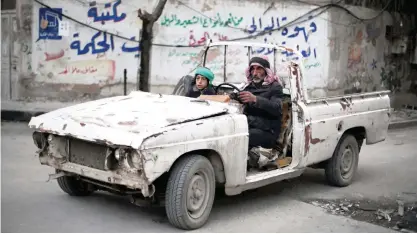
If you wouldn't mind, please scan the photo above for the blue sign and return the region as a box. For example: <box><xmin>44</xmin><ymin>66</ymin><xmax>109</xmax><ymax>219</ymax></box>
<box><xmin>38</xmin><ymin>8</ymin><xmax>63</xmax><ymax>40</ymax></box>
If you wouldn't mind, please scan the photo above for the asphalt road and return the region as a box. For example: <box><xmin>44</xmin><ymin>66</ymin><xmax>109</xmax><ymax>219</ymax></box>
<box><xmin>1</xmin><ymin>122</ymin><xmax>416</xmax><ymax>232</ymax></box>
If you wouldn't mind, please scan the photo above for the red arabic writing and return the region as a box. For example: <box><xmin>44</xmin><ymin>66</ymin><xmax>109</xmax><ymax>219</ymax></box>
<box><xmin>189</xmin><ymin>30</ymin><xmax>228</xmax><ymax>46</ymax></box>
<box><xmin>58</xmin><ymin>66</ymin><xmax>98</xmax><ymax>75</ymax></box>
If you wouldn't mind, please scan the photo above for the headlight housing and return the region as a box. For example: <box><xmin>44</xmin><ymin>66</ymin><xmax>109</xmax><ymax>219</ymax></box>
<box><xmin>127</xmin><ymin>150</ymin><xmax>143</xmax><ymax>169</ymax></box>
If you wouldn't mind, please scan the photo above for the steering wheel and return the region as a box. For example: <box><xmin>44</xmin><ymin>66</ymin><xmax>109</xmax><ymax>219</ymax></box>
<box><xmin>215</xmin><ymin>82</ymin><xmax>242</xmax><ymax>94</ymax></box>
<box><xmin>215</xmin><ymin>82</ymin><xmax>244</xmax><ymax>103</ymax></box>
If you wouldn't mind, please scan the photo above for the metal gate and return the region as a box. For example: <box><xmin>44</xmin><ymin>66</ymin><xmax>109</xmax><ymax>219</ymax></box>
<box><xmin>1</xmin><ymin>10</ymin><xmax>17</xmax><ymax>100</ymax></box>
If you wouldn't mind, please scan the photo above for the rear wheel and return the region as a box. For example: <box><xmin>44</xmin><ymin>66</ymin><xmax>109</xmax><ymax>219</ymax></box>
<box><xmin>57</xmin><ymin>173</ymin><xmax>96</xmax><ymax>196</ymax></box>
<box><xmin>165</xmin><ymin>155</ymin><xmax>216</xmax><ymax>230</ymax></box>
<box><xmin>325</xmin><ymin>134</ymin><xmax>359</xmax><ymax>187</ymax></box>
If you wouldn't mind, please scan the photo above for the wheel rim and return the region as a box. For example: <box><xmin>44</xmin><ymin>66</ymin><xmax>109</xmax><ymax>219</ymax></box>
<box><xmin>186</xmin><ymin>170</ymin><xmax>210</xmax><ymax>219</ymax></box>
<box><xmin>340</xmin><ymin>145</ymin><xmax>355</xmax><ymax>179</ymax></box>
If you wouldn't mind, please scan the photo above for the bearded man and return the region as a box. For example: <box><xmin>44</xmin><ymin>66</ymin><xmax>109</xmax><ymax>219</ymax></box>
<box><xmin>237</xmin><ymin>56</ymin><xmax>284</xmax><ymax>151</ymax></box>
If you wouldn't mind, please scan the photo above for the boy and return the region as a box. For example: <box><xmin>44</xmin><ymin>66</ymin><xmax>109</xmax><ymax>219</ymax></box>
<box><xmin>185</xmin><ymin>67</ymin><xmax>216</xmax><ymax>98</ymax></box>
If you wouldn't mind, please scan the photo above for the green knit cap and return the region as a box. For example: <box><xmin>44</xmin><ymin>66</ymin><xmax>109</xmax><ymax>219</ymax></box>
<box><xmin>195</xmin><ymin>67</ymin><xmax>214</xmax><ymax>85</ymax></box>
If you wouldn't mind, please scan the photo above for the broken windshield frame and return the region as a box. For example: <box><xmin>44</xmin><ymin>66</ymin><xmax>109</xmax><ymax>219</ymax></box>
<box><xmin>200</xmin><ymin>41</ymin><xmax>307</xmax><ymax>100</ymax></box>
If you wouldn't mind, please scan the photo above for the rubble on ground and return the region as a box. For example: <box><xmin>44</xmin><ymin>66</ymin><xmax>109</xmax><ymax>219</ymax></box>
<box><xmin>306</xmin><ymin>198</ymin><xmax>417</xmax><ymax>232</ymax></box>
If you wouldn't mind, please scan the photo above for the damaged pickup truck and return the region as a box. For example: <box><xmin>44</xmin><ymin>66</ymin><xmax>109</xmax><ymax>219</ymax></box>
<box><xmin>28</xmin><ymin>41</ymin><xmax>391</xmax><ymax>230</ymax></box>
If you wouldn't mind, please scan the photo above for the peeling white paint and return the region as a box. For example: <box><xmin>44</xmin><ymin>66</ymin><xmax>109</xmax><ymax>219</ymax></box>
<box><xmin>28</xmin><ymin>91</ymin><xmax>240</xmax><ymax>148</ymax></box>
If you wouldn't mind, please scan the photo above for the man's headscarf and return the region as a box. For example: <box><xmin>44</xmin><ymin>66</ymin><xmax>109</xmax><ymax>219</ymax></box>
<box><xmin>245</xmin><ymin>55</ymin><xmax>282</xmax><ymax>86</ymax></box>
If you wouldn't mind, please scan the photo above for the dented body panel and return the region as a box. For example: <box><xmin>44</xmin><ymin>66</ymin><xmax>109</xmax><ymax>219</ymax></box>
<box><xmin>287</xmin><ymin>61</ymin><xmax>391</xmax><ymax>168</ymax></box>
<box><xmin>140</xmin><ymin>114</ymin><xmax>249</xmax><ymax>187</ymax></box>
<box><xmin>300</xmin><ymin>92</ymin><xmax>391</xmax><ymax>167</ymax></box>
<box><xmin>28</xmin><ymin>91</ymin><xmax>237</xmax><ymax>149</ymax></box>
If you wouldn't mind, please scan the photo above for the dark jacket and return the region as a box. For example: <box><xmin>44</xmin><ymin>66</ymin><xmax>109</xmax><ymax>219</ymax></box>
<box><xmin>242</xmin><ymin>81</ymin><xmax>283</xmax><ymax>137</ymax></box>
<box><xmin>185</xmin><ymin>85</ymin><xmax>216</xmax><ymax>98</ymax></box>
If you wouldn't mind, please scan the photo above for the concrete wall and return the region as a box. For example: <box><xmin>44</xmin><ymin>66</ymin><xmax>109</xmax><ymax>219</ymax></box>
<box><xmin>14</xmin><ymin>0</ymin><xmax>417</xmax><ymax>107</ymax></box>
<box><xmin>323</xmin><ymin>5</ymin><xmax>417</xmax><ymax>107</ymax></box>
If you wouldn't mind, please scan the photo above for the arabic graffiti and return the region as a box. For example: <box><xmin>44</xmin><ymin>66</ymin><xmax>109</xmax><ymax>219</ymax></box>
<box><xmin>59</xmin><ymin>66</ymin><xmax>98</xmax><ymax>75</ymax></box>
<box><xmin>70</xmin><ymin>31</ymin><xmax>115</xmax><ymax>55</ymax></box>
<box><xmin>160</xmin><ymin>13</ymin><xmax>244</xmax><ymax>28</ymax></box>
<box><xmin>168</xmin><ymin>49</ymin><xmax>199</xmax><ymax>58</ymax></box>
<box><xmin>304</xmin><ymin>61</ymin><xmax>321</xmax><ymax>70</ymax></box>
<box><xmin>70</xmin><ymin>32</ymin><xmax>140</xmax><ymax>58</ymax></box>
<box><xmin>248</xmin><ymin>15</ymin><xmax>318</xmax><ymax>59</ymax></box>
<box><xmin>53</xmin><ymin>60</ymin><xmax>116</xmax><ymax>80</ymax></box>
<box><xmin>178</xmin><ymin>48</ymin><xmax>243</xmax><ymax>69</ymax></box>
<box><xmin>87</xmin><ymin>0</ymin><xmax>126</xmax><ymax>25</ymax></box>
<box><xmin>189</xmin><ymin>30</ymin><xmax>228</xmax><ymax>46</ymax></box>
<box><xmin>121</xmin><ymin>36</ymin><xmax>141</xmax><ymax>58</ymax></box>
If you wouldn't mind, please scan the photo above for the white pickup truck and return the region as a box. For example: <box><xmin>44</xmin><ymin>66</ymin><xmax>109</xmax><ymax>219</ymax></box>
<box><xmin>28</xmin><ymin>41</ymin><xmax>391</xmax><ymax>230</ymax></box>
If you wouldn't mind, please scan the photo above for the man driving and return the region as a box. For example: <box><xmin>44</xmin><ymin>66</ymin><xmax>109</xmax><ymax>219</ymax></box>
<box><xmin>236</xmin><ymin>56</ymin><xmax>284</xmax><ymax>158</ymax></box>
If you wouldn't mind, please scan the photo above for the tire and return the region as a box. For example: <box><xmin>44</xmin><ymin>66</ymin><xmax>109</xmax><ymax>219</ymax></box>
<box><xmin>172</xmin><ymin>75</ymin><xmax>194</xmax><ymax>96</ymax></box>
<box><xmin>57</xmin><ymin>174</ymin><xmax>96</xmax><ymax>196</ymax></box>
<box><xmin>325</xmin><ymin>134</ymin><xmax>360</xmax><ymax>187</ymax></box>
<box><xmin>165</xmin><ymin>155</ymin><xmax>216</xmax><ymax>230</ymax></box>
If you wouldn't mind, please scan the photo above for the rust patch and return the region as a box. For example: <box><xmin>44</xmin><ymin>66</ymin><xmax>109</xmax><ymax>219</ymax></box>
<box><xmin>304</xmin><ymin>125</ymin><xmax>325</xmax><ymax>154</ymax></box>
<box><xmin>311</xmin><ymin>138</ymin><xmax>325</xmax><ymax>144</ymax></box>
<box><xmin>304</xmin><ymin>125</ymin><xmax>311</xmax><ymax>154</ymax></box>
<box><xmin>118</xmin><ymin>120</ymin><xmax>137</xmax><ymax>126</ymax></box>
<box><xmin>292</xmin><ymin>69</ymin><xmax>297</xmax><ymax>75</ymax></box>
<box><xmin>291</xmin><ymin>66</ymin><xmax>303</xmax><ymax>98</ymax></box>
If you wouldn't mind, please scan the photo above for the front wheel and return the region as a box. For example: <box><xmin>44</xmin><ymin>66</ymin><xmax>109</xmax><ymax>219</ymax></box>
<box><xmin>325</xmin><ymin>134</ymin><xmax>360</xmax><ymax>187</ymax></box>
<box><xmin>57</xmin><ymin>173</ymin><xmax>96</xmax><ymax>196</ymax></box>
<box><xmin>165</xmin><ymin>155</ymin><xmax>216</xmax><ymax>230</ymax></box>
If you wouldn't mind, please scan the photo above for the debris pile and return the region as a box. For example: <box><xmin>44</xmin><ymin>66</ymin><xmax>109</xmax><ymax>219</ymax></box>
<box><xmin>307</xmin><ymin>198</ymin><xmax>417</xmax><ymax>232</ymax></box>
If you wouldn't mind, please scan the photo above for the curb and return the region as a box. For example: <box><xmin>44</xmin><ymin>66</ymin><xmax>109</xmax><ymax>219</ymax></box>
<box><xmin>3</xmin><ymin>109</ymin><xmax>417</xmax><ymax>130</ymax></box>
<box><xmin>388</xmin><ymin>119</ymin><xmax>417</xmax><ymax>130</ymax></box>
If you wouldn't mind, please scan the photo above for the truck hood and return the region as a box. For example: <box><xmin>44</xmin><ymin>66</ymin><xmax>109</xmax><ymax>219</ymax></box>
<box><xmin>28</xmin><ymin>91</ymin><xmax>238</xmax><ymax>148</ymax></box>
